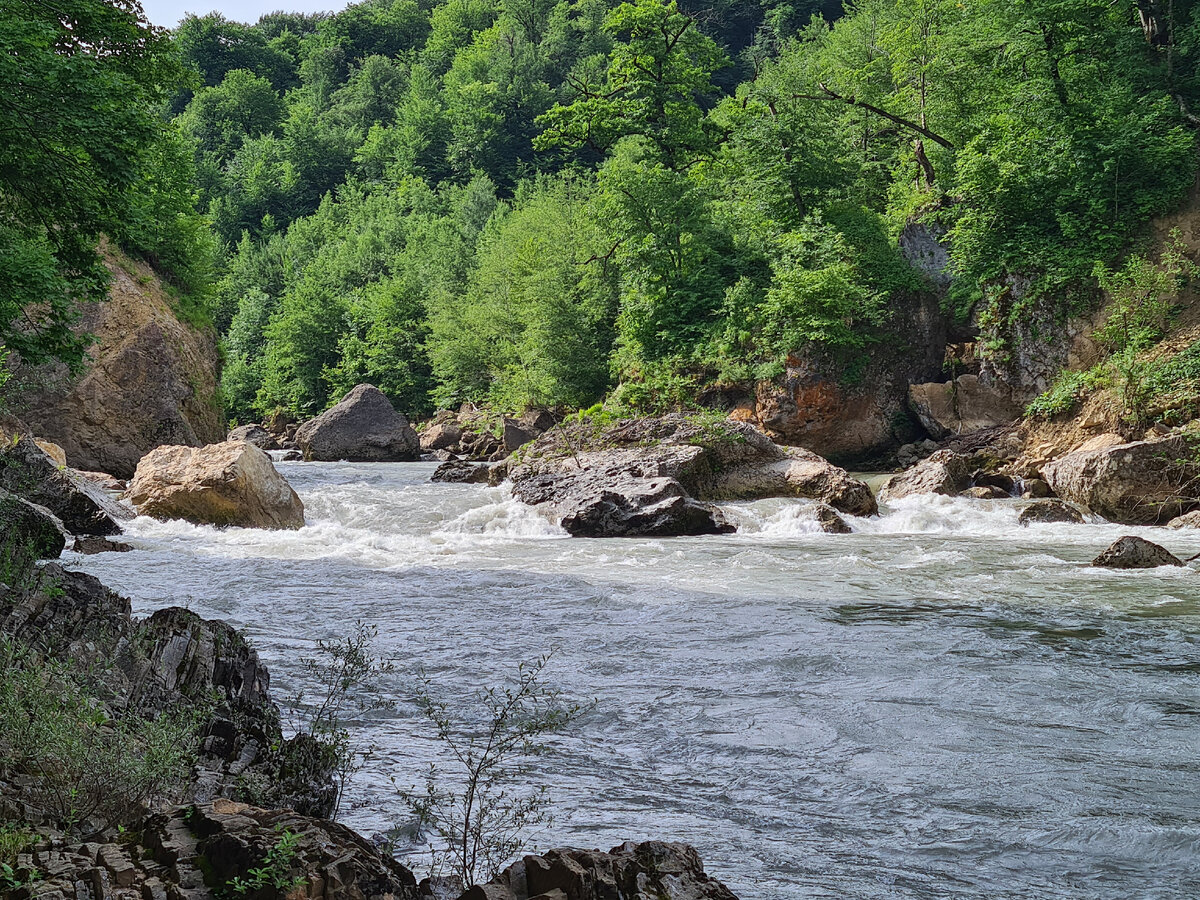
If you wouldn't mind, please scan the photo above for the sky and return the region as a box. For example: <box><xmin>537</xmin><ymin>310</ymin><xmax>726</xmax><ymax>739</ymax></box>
<box><xmin>141</xmin><ymin>0</ymin><xmax>351</xmax><ymax>27</ymax></box>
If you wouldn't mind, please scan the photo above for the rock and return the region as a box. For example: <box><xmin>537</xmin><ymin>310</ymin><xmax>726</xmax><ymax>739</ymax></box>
<box><xmin>962</xmin><ymin>485</ymin><xmax>1009</xmax><ymax>500</ymax></box>
<box><xmin>72</xmin><ymin>470</ymin><xmax>126</xmax><ymax>493</ymax></box>
<box><xmin>227</xmin><ymin>424</ymin><xmax>274</xmax><ymax>450</ymax></box>
<box><xmin>548</xmin><ymin>475</ymin><xmax>735</xmax><ymax>538</ymax></box>
<box><xmin>0</xmin><ymin>490</ymin><xmax>66</xmax><ymax>581</ymax></box>
<box><xmin>519</xmin><ymin>409</ymin><xmax>558</xmax><ymax>433</ymax></box>
<box><xmin>296</xmin><ymin>384</ymin><xmax>420</xmax><ymax>462</ymax></box>
<box><xmin>276</xmin><ymin>448</ymin><xmax>303</xmax><ymax>462</ymax></box>
<box><xmin>71</xmin><ymin>536</ymin><xmax>134</xmax><ymax>554</ymax></box>
<box><xmin>1018</xmin><ymin>500</ymin><xmax>1086</xmax><ymax>526</ymax></box>
<box><xmin>815</xmin><ymin>503</ymin><xmax>852</xmax><ymax>534</ymax></box>
<box><xmin>503</xmin><ymin>418</ymin><xmax>539</xmax><ymax>452</ymax></box>
<box><xmin>512</xmin><ymin>415</ymin><xmax>877</xmax><ymax>518</ymax></box>
<box><xmin>1168</xmin><ymin>510</ymin><xmax>1200</xmax><ymax>529</ymax></box>
<box><xmin>972</xmin><ymin>472</ymin><xmax>1015</xmax><ymax>495</ymax></box>
<box><xmin>908</xmin><ymin>376</ymin><xmax>1022</xmax><ymax>439</ymax></box>
<box><xmin>468</xmin><ymin>841</ymin><xmax>738</xmax><ymax>900</ymax></box>
<box><xmin>127</xmin><ymin>441</ymin><xmax>305</xmax><ymax>530</ymax></box>
<box><xmin>0</xmin><ymin>436</ymin><xmax>132</xmax><ymax>535</ymax></box>
<box><xmin>12</xmin><ymin>246</ymin><xmax>224</xmax><ymax>479</ymax></box>
<box><xmin>35</xmin><ymin>439</ymin><xmax>67</xmax><ymax>467</ymax></box>
<box><xmin>1042</xmin><ymin>434</ymin><xmax>1200</xmax><ymax>525</ymax></box>
<box><xmin>1092</xmin><ymin>536</ymin><xmax>1184</xmax><ymax>569</ymax></box>
<box><xmin>879</xmin><ymin>450</ymin><xmax>974</xmax><ymax>503</ymax></box>
<box><xmin>1021</xmin><ymin>478</ymin><xmax>1053</xmax><ymax>499</ymax></box>
<box><xmin>420</xmin><ymin>423</ymin><xmax>463</xmax><ymax>452</ymax></box>
<box><xmin>432</xmin><ymin>461</ymin><xmax>491</xmax><ymax>484</ymax></box>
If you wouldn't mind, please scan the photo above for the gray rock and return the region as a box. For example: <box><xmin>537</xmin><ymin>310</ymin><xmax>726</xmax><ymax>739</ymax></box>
<box><xmin>879</xmin><ymin>450</ymin><xmax>974</xmax><ymax>503</ymax></box>
<box><xmin>432</xmin><ymin>461</ymin><xmax>491</xmax><ymax>484</ymax></box>
<box><xmin>228</xmin><ymin>424</ymin><xmax>274</xmax><ymax>450</ymax></box>
<box><xmin>815</xmin><ymin>503</ymin><xmax>851</xmax><ymax>534</ymax></box>
<box><xmin>467</xmin><ymin>840</ymin><xmax>738</xmax><ymax>900</ymax></box>
<box><xmin>71</xmin><ymin>536</ymin><xmax>134</xmax><ymax>555</ymax></box>
<box><xmin>0</xmin><ymin>436</ymin><xmax>131</xmax><ymax>535</ymax></box>
<box><xmin>1092</xmin><ymin>536</ymin><xmax>1184</xmax><ymax>569</ymax></box>
<box><xmin>1021</xmin><ymin>478</ymin><xmax>1053</xmax><ymax>499</ymax></box>
<box><xmin>502</xmin><ymin>418</ymin><xmax>539</xmax><ymax>452</ymax></box>
<box><xmin>551</xmin><ymin>475</ymin><xmax>735</xmax><ymax>539</ymax></box>
<box><xmin>296</xmin><ymin>385</ymin><xmax>420</xmax><ymax>462</ymax></box>
<box><xmin>0</xmin><ymin>489</ymin><xmax>66</xmax><ymax>581</ymax></box>
<box><xmin>420</xmin><ymin>423</ymin><xmax>463</xmax><ymax>452</ymax></box>
<box><xmin>1019</xmin><ymin>500</ymin><xmax>1086</xmax><ymax>526</ymax></box>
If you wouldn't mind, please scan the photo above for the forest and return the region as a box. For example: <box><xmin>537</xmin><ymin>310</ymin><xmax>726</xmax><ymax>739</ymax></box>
<box><xmin>5</xmin><ymin>0</ymin><xmax>1200</xmax><ymax>425</ymax></box>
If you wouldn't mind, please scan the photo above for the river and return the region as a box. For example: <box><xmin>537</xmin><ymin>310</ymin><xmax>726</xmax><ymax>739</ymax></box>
<box><xmin>70</xmin><ymin>461</ymin><xmax>1200</xmax><ymax>899</ymax></box>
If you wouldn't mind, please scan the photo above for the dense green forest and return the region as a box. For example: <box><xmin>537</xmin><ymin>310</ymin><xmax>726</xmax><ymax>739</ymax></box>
<box><xmin>5</xmin><ymin>0</ymin><xmax>1200</xmax><ymax>424</ymax></box>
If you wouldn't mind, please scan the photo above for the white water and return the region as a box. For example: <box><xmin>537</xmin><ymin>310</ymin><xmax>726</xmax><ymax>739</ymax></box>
<box><xmin>70</xmin><ymin>462</ymin><xmax>1200</xmax><ymax>898</ymax></box>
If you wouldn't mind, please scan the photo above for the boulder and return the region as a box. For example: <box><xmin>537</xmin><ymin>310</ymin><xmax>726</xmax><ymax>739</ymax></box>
<box><xmin>815</xmin><ymin>502</ymin><xmax>852</xmax><ymax>534</ymax></box>
<box><xmin>1021</xmin><ymin>478</ymin><xmax>1053</xmax><ymax>499</ymax></box>
<box><xmin>503</xmin><ymin>418</ymin><xmax>539</xmax><ymax>452</ymax></box>
<box><xmin>227</xmin><ymin>423</ymin><xmax>274</xmax><ymax>450</ymax></box>
<box><xmin>127</xmin><ymin>441</ymin><xmax>305</xmax><ymax>530</ymax></box>
<box><xmin>0</xmin><ymin>435</ymin><xmax>131</xmax><ymax>535</ymax></box>
<box><xmin>71</xmin><ymin>535</ymin><xmax>135</xmax><ymax>555</ymax></box>
<box><xmin>34</xmin><ymin>439</ymin><xmax>67</xmax><ymax>467</ymax></box>
<box><xmin>467</xmin><ymin>841</ymin><xmax>738</xmax><ymax>900</ymax></box>
<box><xmin>549</xmin><ymin>475</ymin><xmax>734</xmax><ymax>538</ymax></box>
<box><xmin>1092</xmin><ymin>536</ymin><xmax>1184</xmax><ymax>569</ymax></box>
<box><xmin>421</xmin><ymin>422</ymin><xmax>463</xmax><ymax>452</ymax></box>
<box><xmin>879</xmin><ymin>450</ymin><xmax>974</xmax><ymax>503</ymax></box>
<box><xmin>1168</xmin><ymin>510</ymin><xmax>1200</xmax><ymax>529</ymax></box>
<box><xmin>0</xmin><ymin>490</ymin><xmax>66</xmax><ymax>582</ymax></box>
<box><xmin>296</xmin><ymin>384</ymin><xmax>420</xmax><ymax>462</ymax></box>
<box><xmin>962</xmin><ymin>485</ymin><xmax>1009</xmax><ymax>500</ymax></box>
<box><xmin>908</xmin><ymin>376</ymin><xmax>1022</xmax><ymax>439</ymax></box>
<box><xmin>1018</xmin><ymin>500</ymin><xmax>1086</xmax><ymax>526</ymax></box>
<box><xmin>73</xmin><ymin>469</ymin><xmax>127</xmax><ymax>493</ymax></box>
<box><xmin>12</xmin><ymin>246</ymin><xmax>224</xmax><ymax>479</ymax></box>
<box><xmin>432</xmin><ymin>461</ymin><xmax>491</xmax><ymax>484</ymax></box>
<box><xmin>1042</xmin><ymin>434</ymin><xmax>1200</xmax><ymax>525</ymax></box>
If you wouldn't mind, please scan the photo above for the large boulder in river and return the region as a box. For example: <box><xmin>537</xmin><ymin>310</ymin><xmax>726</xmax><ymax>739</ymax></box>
<box><xmin>467</xmin><ymin>840</ymin><xmax>738</xmax><ymax>900</ymax></box>
<box><xmin>296</xmin><ymin>384</ymin><xmax>420</xmax><ymax>462</ymax></box>
<box><xmin>0</xmin><ymin>435</ymin><xmax>131</xmax><ymax>535</ymax></box>
<box><xmin>1042</xmin><ymin>434</ymin><xmax>1200</xmax><ymax>525</ymax></box>
<box><xmin>12</xmin><ymin>246</ymin><xmax>224</xmax><ymax>479</ymax></box>
<box><xmin>1092</xmin><ymin>536</ymin><xmax>1184</xmax><ymax>569</ymax></box>
<box><xmin>1018</xmin><ymin>499</ymin><xmax>1085</xmax><ymax>526</ymax></box>
<box><xmin>128</xmin><ymin>441</ymin><xmax>305</xmax><ymax>530</ymax></box>
<box><xmin>878</xmin><ymin>450</ymin><xmax>974</xmax><ymax>503</ymax></box>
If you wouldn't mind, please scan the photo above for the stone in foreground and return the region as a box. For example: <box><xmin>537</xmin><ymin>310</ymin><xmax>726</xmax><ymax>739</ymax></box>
<box><xmin>128</xmin><ymin>441</ymin><xmax>305</xmax><ymax>530</ymax></box>
<box><xmin>465</xmin><ymin>840</ymin><xmax>739</xmax><ymax>900</ymax></box>
<box><xmin>1018</xmin><ymin>500</ymin><xmax>1086</xmax><ymax>526</ymax></box>
<box><xmin>1042</xmin><ymin>434</ymin><xmax>1200</xmax><ymax>525</ymax></box>
<box><xmin>296</xmin><ymin>384</ymin><xmax>420</xmax><ymax>462</ymax></box>
<box><xmin>1092</xmin><ymin>536</ymin><xmax>1184</xmax><ymax>569</ymax></box>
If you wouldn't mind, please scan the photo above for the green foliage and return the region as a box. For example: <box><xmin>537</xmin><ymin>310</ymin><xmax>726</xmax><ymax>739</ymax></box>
<box><xmin>1026</xmin><ymin>366</ymin><xmax>1110</xmax><ymax>419</ymax></box>
<box><xmin>225</xmin><ymin>827</ymin><xmax>306</xmax><ymax>897</ymax></box>
<box><xmin>1093</xmin><ymin>233</ymin><xmax>1198</xmax><ymax>354</ymax></box>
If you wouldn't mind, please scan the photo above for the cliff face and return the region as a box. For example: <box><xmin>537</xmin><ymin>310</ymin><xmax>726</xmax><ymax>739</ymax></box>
<box><xmin>16</xmin><ymin>246</ymin><xmax>224</xmax><ymax>479</ymax></box>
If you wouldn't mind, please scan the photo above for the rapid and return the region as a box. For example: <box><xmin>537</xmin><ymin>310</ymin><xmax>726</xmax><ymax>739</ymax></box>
<box><xmin>70</xmin><ymin>462</ymin><xmax>1200</xmax><ymax>899</ymax></box>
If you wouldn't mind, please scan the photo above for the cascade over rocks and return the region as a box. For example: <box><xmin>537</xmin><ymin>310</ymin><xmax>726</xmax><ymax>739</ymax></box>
<box><xmin>13</xmin><ymin>247</ymin><xmax>224</xmax><ymax>480</ymax></box>
<box><xmin>127</xmin><ymin>441</ymin><xmax>305</xmax><ymax>530</ymax></box>
<box><xmin>1019</xmin><ymin>500</ymin><xmax>1086</xmax><ymax>526</ymax></box>
<box><xmin>465</xmin><ymin>841</ymin><xmax>739</xmax><ymax>900</ymax></box>
<box><xmin>1042</xmin><ymin>434</ymin><xmax>1200</xmax><ymax>525</ymax></box>
<box><xmin>297</xmin><ymin>384</ymin><xmax>420</xmax><ymax>462</ymax></box>
<box><xmin>0</xmin><ymin>435</ymin><xmax>132</xmax><ymax>535</ymax></box>
<box><xmin>1092</xmin><ymin>536</ymin><xmax>1185</xmax><ymax>569</ymax></box>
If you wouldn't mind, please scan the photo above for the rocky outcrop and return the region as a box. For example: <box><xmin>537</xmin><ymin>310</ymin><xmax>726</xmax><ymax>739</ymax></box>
<box><xmin>297</xmin><ymin>384</ymin><xmax>420</xmax><ymax>462</ymax></box>
<box><xmin>1092</xmin><ymin>536</ymin><xmax>1185</xmax><ymax>569</ymax></box>
<box><xmin>14</xmin><ymin>246</ymin><xmax>224</xmax><ymax>479</ymax></box>
<box><xmin>908</xmin><ymin>375</ymin><xmax>1022</xmax><ymax>439</ymax></box>
<box><xmin>879</xmin><ymin>450</ymin><xmax>974</xmax><ymax>503</ymax></box>
<box><xmin>127</xmin><ymin>441</ymin><xmax>305</xmax><ymax>530</ymax></box>
<box><xmin>0</xmin><ymin>435</ymin><xmax>132</xmax><ymax>535</ymax></box>
<box><xmin>1042</xmin><ymin>434</ymin><xmax>1200</xmax><ymax>525</ymax></box>
<box><xmin>467</xmin><ymin>841</ymin><xmax>739</xmax><ymax>900</ymax></box>
<box><xmin>1168</xmin><ymin>510</ymin><xmax>1200</xmax><ymax>529</ymax></box>
<box><xmin>0</xmin><ymin>489</ymin><xmax>66</xmax><ymax>579</ymax></box>
<box><xmin>228</xmin><ymin>423</ymin><xmax>275</xmax><ymax>450</ymax></box>
<box><xmin>1018</xmin><ymin>500</ymin><xmax>1086</xmax><ymax>526</ymax></box>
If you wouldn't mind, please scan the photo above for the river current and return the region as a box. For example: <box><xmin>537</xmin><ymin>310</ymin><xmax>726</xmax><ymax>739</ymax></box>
<box><xmin>70</xmin><ymin>462</ymin><xmax>1200</xmax><ymax>899</ymax></box>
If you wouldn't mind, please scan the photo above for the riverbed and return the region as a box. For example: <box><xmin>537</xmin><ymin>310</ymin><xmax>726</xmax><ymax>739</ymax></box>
<box><xmin>71</xmin><ymin>462</ymin><xmax>1200</xmax><ymax>899</ymax></box>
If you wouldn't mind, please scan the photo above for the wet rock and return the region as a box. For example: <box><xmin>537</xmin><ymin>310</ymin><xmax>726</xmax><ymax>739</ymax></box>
<box><xmin>296</xmin><ymin>384</ymin><xmax>420</xmax><ymax>462</ymax></box>
<box><xmin>879</xmin><ymin>450</ymin><xmax>974</xmax><ymax>503</ymax></box>
<box><xmin>420</xmin><ymin>423</ymin><xmax>463</xmax><ymax>452</ymax></box>
<box><xmin>962</xmin><ymin>485</ymin><xmax>1009</xmax><ymax>500</ymax></box>
<box><xmin>1092</xmin><ymin>536</ymin><xmax>1184</xmax><ymax>569</ymax></box>
<box><xmin>1018</xmin><ymin>500</ymin><xmax>1086</xmax><ymax>526</ymax></box>
<box><xmin>0</xmin><ymin>436</ymin><xmax>131</xmax><ymax>535</ymax></box>
<box><xmin>432</xmin><ymin>461</ymin><xmax>491</xmax><ymax>484</ymax></box>
<box><xmin>468</xmin><ymin>840</ymin><xmax>739</xmax><ymax>900</ymax></box>
<box><xmin>276</xmin><ymin>448</ymin><xmax>303</xmax><ymax>462</ymax></box>
<box><xmin>973</xmin><ymin>472</ymin><xmax>1015</xmax><ymax>495</ymax></box>
<box><xmin>71</xmin><ymin>536</ymin><xmax>134</xmax><ymax>555</ymax></box>
<box><xmin>127</xmin><ymin>441</ymin><xmax>304</xmax><ymax>530</ymax></box>
<box><xmin>815</xmin><ymin>503</ymin><xmax>852</xmax><ymax>534</ymax></box>
<box><xmin>227</xmin><ymin>424</ymin><xmax>275</xmax><ymax>450</ymax></box>
<box><xmin>551</xmin><ymin>475</ymin><xmax>735</xmax><ymax>538</ymax></box>
<box><xmin>1043</xmin><ymin>434</ymin><xmax>1200</xmax><ymax>525</ymax></box>
<box><xmin>908</xmin><ymin>376</ymin><xmax>1022</xmax><ymax>439</ymax></box>
<box><xmin>1168</xmin><ymin>510</ymin><xmax>1200</xmax><ymax>529</ymax></box>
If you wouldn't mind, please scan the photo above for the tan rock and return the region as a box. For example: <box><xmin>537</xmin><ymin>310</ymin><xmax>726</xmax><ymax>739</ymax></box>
<box><xmin>908</xmin><ymin>375</ymin><xmax>1022</xmax><ymax>439</ymax></box>
<box><xmin>879</xmin><ymin>450</ymin><xmax>974</xmax><ymax>502</ymax></box>
<box><xmin>35</xmin><ymin>439</ymin><xmax>66</xmax><ymax>467</ymax></box>
<box><xmin>128</xmin><ymin>441</ymin><xmax>304</xmax><ymax>530</ymax></box>
<box><xmin>1168</xmin><ymin>510</ymin><xmax>1200</xmax><ymax>529</ymax></box>
<box><xmin>420</xmin><ymin>422</ymin><xmax>462</xmax><ymax>452</ymax></box>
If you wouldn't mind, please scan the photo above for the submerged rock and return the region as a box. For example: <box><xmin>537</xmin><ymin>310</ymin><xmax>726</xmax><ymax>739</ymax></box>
<box><xmin>127</xmin><ymin>441</ymin><xmax>305</xmax><ymax>530</ymax></box>
<box><xmin>468</xmin><ymin>840</ymin><xmax>739</xmax><ymax>900</ymax></box>
<box><xmin>1018</xmin><ymin>500</ymin><xmax>1086</xmax><ymax>526</ymax></box>
<box><xmin>879</xmin><ymin>450</ymin><xmax>974</xmax><ymax>502</ymax></box>
<box><xmin>0</xmin><ymin>435</ymin><xmax>132</xmax><ymax>535</ymax></box>
<box><xmin>297</xmin><ymin>384</ymin><xmax>420</xmax><ymax>462</ymax></box>
<box><xmin>814</xmin><ymin>502</ymin><xmax>852</xmax><ymax>534</ymax></box>
<box><xmin>1092</xmin><ymin>536</ymin><xmax>1184</xmax><ymax>569</ymax></box>
<box><xmin>1042</xmin><ymin>434</ymin><xmax>1200</xmax><ymax>525</ymax></box>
